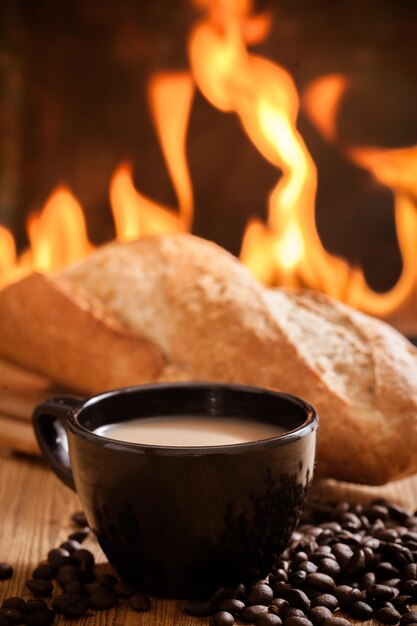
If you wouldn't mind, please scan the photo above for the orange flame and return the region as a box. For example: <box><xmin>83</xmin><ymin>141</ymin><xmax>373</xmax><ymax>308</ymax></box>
<box><xmin>1</xmin><ymin>0</ymin><xmax>417</xmax><ymax>332</ymax></box>
<box><xmin>303</xmin><ymin>74</ymin><xmax>417</xmax><ymax>321</ymax></box>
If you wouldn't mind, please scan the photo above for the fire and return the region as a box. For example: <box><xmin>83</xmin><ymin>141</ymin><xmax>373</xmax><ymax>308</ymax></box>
<box><xmin>1</xmin><ymin>0</ymin><xmax>417</xmax><ymax>330</ymax></box>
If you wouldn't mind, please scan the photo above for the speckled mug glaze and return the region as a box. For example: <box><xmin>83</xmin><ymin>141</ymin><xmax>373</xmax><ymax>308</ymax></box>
<box><xmin>33</xmin><ymin>383</ymin><xmax>318</xmax><ymax>598</ymax></box>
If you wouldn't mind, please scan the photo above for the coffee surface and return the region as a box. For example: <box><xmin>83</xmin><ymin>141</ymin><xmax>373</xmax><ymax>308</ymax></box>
<box><xmin>94</xmin><ymin>415</ymin><xmax>286</xmax><ymax>447</ymax></box>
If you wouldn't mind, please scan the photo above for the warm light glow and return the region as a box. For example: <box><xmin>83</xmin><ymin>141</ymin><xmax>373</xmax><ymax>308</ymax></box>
<box><xmin>1</xmin><ymin>0</ymin><xmax>417</xmax><ymax>332</ymax></box>
<box><xmin>0</xmin><ymin>226</ymin><xmax>17</xmax><ymax>284</ymax></box>
<box><xmin>109</xmin><ymin>163</ymin><xmax>185</xmax><ymax>241</ymax></box>
<box><xmin>303</xmin><ymin>73</ymin><xmax>417</xmax><ymax>320</ymax></box>
<box><xmin>27</xmin><ymin>187</ymin><xmax>93</xmax><ymax>272</ymax></box>
<box><xmin>147</xmin><ymin>72</ymin><xmax>195</xmax><ymax>229</ymax></box>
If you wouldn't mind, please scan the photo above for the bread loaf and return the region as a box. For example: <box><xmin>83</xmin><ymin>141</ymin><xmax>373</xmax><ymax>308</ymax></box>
<box><xmin>0</xmin><ymin>233</ymin><xmax>416</xmax><ymax>484</ymax></box>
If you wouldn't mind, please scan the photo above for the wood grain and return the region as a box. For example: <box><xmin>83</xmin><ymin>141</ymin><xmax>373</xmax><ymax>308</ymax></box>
<box><xmin>0</xmin><ymin>450</ymin><xmax>416</xmax><ymax>625</ymax></box>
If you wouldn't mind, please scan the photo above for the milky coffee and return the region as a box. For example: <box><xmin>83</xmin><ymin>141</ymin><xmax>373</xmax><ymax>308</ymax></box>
<box><xmin>94</xmin><ymin>415</ymin><xmax>287</xmax><ymax>447</ymax></box>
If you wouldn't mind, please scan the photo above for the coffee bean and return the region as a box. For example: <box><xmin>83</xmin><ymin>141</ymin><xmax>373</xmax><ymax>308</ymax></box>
<box><xmin>241</xmin><ymin>605</ymin><xmax>269</xmax><ymax>622</ymax></box>
<box><xmin>293</xmin><ymin>553</ymin><xmax>309</xmax><ymax>566</ymax></box>
<box><xmin>26</xmin><ymin>600</ymin><xmax>48</xmax><ymax>614</ymax></box>
<box><xmin>130</xmin><ymin>592</ymin><xmax>151</xmax><ymax>612</ymax></box>
<box><xmin>401</xmin><ymin>613</ymin><xmax>417</xmax><ymax>626</ymax></box>
<box><xmin>349</xmin><ymin>600</ymin><xmax>374</xmax><ymax>620</ymax></box>
<box><xmin>289</xmin><ymin>571</ymin><xmax>307</xmax><ymax>588</ymax></box>
<box><xmin>377</xmin><ymin>562</ymin><xmax>401</xmax><ymax>578</ymax></box>
<box><xmin>71</xmin><ymin>511</ymin><xmax>88</xmax><ymax>527</ymax></box>
<box><xmin>26</xmin><ymin>609</ymin><xmax>55</xmax><ymax>626</ymax></box>
<box><xmin>47</xmin><ymin>548</ymin><xmax>70</xmax><ymax>563</ymax></box>
<box><xmin>52</xmin><ymin>594</ymin><xmax>89</xmax><ymax>618</ymax></box>
<box><xmin>308</xmin><ymin>606</ymin><xmax>333</xmax><ymax>625</ymax></box>
<box><xmin>217</xmin><ymin>599</ymin><xmax>245</xmax><ymax>615</ymax></box>
<box><xmin>402</xmin><ymin>580</ymin><xmax>417</xmax><ymax>598</ymax></box>
<box><xmin>299</xmin><ymin>561</ymin><xmax>319</xmax><ymax>575</ymax></box>
<box><xmin>60</xmin><ymin>540</ymin><xmax>82</xmax><ymax>554</ymax></box>
<box><xmin>317</xmin><ymin>559</ymin><xmax>341</xmax><ymax>578</ymax></box>
<box><xmin>281</xmin><ymin>608</ymin><xmax>306</xmax><ymax>620</ymax></box>
<box><xmin>85</xmin><ymin>582</ymin><xmax>110</xmax><ymax>596</ymax></box>
<box><xmin>247</xmin><ymin>582</ymin><xmax>274</xmax><ymax>606</ymax></box>
<box><xmin>310</xmin><ymin>594</ymin><xmax>338</xmax><ymax>611</ymax></box>
<box><xmin>71</xmin><ymin>549</ymin><xmax>95</xmax><ymax>571</ymax></box>
<box><xmin>1</xmin><ymin>599</ymin><xmax>27</xmax><ymax>613</ymax></box>
<box><xmin>306</xmin><ymin>574</ymin><xmax>335</xmax><ymax>593</ymax></box>
<box><xmin>210</xmin><ymin>611</ymin><xmax>235</xmax><ymax>625</ymax></box>
<box><xmin>334</xmin><ymin>585</ymin><xmax>361</xmax><ymax>609</ymax></box>
<box><xmin>288</xmin><ymin>589</ymin><xmax>311</xmax><ymax>612</ymax></box>
<box><xmin>393</xmin><ymin>596</ymin><xmax>414</xmax><ymax>613</ymax></box>
<box><xmin>211</xmin><ymin>587</ymin><xmax>235</xmax><ymax>605</ymax></box>
<box><xmin>272</xmin><ymin>582</ymin><xmax>291</xmax><ymax>599</ymax></box>
<box><xmin>366</xmin><ymin>584</ymin><xmax>397</xmax><ymax>601</ymax></box>
<box><xmin>25</xmin><ymin>579</ymin><xmax>53</xmax><ymax>597</ymax></box>
<box><xmin>331</xmin><ymin>544</ymin><xmax>354</xmax><ymax>567</ymax></box>
<box><xmin>361</xmin><ymin>572</ymin><xmax>376</xmax><ymax>588</ymax></box>
<box><xmin>270</xmin><ymin>569</ymin><xmax>289</xmax><ymax>583</ymax></box>
<box><xmin>32</xmin><ymin>563</ymin><xmax>56</xmax><ymax>580</ymax></box>
<box><xmin>269</xmin><ymin>598</ymin><xmax>288</xmax><ymax>614</ymax></box>
<box><xmin>0</xmin><ymin>609</ymin><xmax>25</xmax><ymax>624</ymax></box>
<box><xmin>114</xmin><ymin>580</ymin><xmax>136</xmax><ymax>598</ymax></box>
<box><xmin>322</xmin><ymin>618</ymin><xmax>351</xmax><ymax>626</ymax></box>
<box><xmin>233</xmin><ymin>583</ymin><xmax>246</xmax><ymax>600</ymax></box>
<box><xmin>0</xmin><ymin>563</ymin><xmax>13</xmax><ymax>580</ymax></box>
<box><xmin>63</xmin><ymin>582</ymin><xmax>84</xmax><ymax>595</ymax></box>
<box><xmin>403</xmin><ymin>563</ymin><xmax>417</xmax><ymax>581</ymax></box>
<box><xmin>89</xmin><ymin>592</ymin><xmax>118</xmax><ymax>610</ymax></box>
<box><xmin>284</xmin><ymin>617</ymin><xmax>313</xmax><ymax>626</ymax></box>
<box><xmin>68</xmin><ymin>528</ymin><xmax>90</xmax><ymax>543</ymax></box>
<box><xmin>256</xmin><ymin>615</ymin><xmax>282</xmax><ymax>626</ymax></box>
<box><xmin>376</xmin><ymin>606</ymin><xmax>401</xmax><ymax>624</ymax></box>
<box><xmin>343</xmin><ymin>549</ymin><xmax>366</xmax><ymax>576</ymax></box>
<box><xmin>184</xmin><ymin>600</ymin><xmax>212</xmax><ymax>616</ymax></box>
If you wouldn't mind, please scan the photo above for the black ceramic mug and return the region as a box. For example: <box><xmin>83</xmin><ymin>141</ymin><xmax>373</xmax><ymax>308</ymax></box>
<box><xmin>33</xmin><ymin>382</ymin><xmax>318</xmax><ymax>598</ymax></box>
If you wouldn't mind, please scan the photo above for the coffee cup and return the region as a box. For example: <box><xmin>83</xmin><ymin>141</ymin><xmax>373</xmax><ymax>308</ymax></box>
<box><xmin>33</xmin><ymin>382</ymin><xmax>318</xmax><ymax>598</ymax></box>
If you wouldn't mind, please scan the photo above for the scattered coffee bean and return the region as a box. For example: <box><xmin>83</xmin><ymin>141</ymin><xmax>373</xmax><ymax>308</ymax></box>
<box><xmin>0</xmin><ymin>608</ymin><xmax>25</xmax><ymax>624</ymax></box>
<box><xmin>401</xmin><ymin>613</ymin><xmax>417</xmax><ymax>626</ymax></box>
<box><xmin>95</xmin><ymin>573</ymin><xmax>117</xmax><ymax>589</ymax></box>
<box><xmin>241</xmin><ymin>605</ymin><xmax>269</xmax><ymax>622</ymax></box>
<box><xmin>52</xmin><ymin>593</ymin><xmax>89</xmax><ymax>618</ymax></box>
<box><xmin>284</xmin><ymin>616</ymin><xmax>314</xmax><ymax>626</ymax></box>
<box><xmin>306</xmin><ymin>574</ymin><xmax>335</xmax><ymax>593</ymax></box>
<box><xmin>68</xmin><ymin>528</ymin><xmax>90</xmax><ymax>543</ymax></box>
<box><xmin>349</xmin><ymin>600</ymin><xmax>374</xmax><ymax>620</ymax></box>
<box><xmin>0</xmin><ymin>563</ymin><xmax>13</xmax><ymax>580</ymax></box>
<box><xmin>71</xmin><ymin>549</ymin><xmax>95</xmax><ymax>571</ymax></box>
<box><xmin>308</xmin><ymin>606</ymin><xmax>333</xmax><ymax>625</ymax></box>
<box><xmin>376</xmin><ymin>606</ymin><xmax>401</xmax><ymax>624</ymax></box>
<box><xmin>317</xmin><ymin>559</ymin><xmax>341</xmax><ymax>579</ymax></box>
<box><xmin>130</xmin><ymin>592</ymin><xmax>151</xmax><ymax>612</ymax></box>
<box><xmin>59</xmin><ymin>540</ymin><xmax>81</xmax><ymax>554</ymax></box>
<box><xmin>1</xmin><ymin>598</ymin><xmax>27</xmax><ymax>613</ymax></box>
<box><xmin>71</xmin><ymin>511</ymin><xmax>88</xmax><ymax>528</ymax></box>
<box><xmin>62</xmin><ymin>581</ymin><xmax>84</xmax><ymax>595</ymax></box>
<box><xmin>334</xmin><ymin>585</ymin><xmax>361</xmax><ymax>609</ymax></box>
<box><xmin>256</xmin><ymin>614</ymin><xmax>282</xmax><ymax>625</ymax></box>
<box><xmin>217</xmin><ymin>598</ymin><xmax>245</xmax><ymax>615</ymax></box>
<box><xmin>366</xmin><ymin>584</ymin><xmax>397</xmax><ymax>601</ymax></box>
<box><xmin>288</xmin><ymin>589</ymin><xmax>311</xmax><ymax>612</ymax></box>
<box><xmin>32</xmin><ymin>563</ymin><xmax>56</xmax><ymax>580</ymax></box>
<box><xmin>310</xmin><ymin>594</ymin><xmax>338</xmax><ymax>611</ymax></box>
<box><xmin>210</xmin><ymin>610</ymin><xmax>235</xmax><ymax>625</ymax></box>
<box><xmin>247</xmin><ymin>582</ymin><xmax>274</xmax><ymax>606</ymax></box>
<box><xmin>26</xmin><ymin>600</ymin><xmax>48</xmax><ymax>614</ymax></box>
<box><xmin>25</xmin><ymin>579</ymin><xmax>53</xmax><ymax>597</ymax></box>
<box><xmin>322</xmin><ymin>618</ymin><xmax>351</xmax><ymax>626</ymax></box>
<box><xmin>26</xmin><ymin>609</ymin><xmax>55</xmax><ymax>626</ymax></box>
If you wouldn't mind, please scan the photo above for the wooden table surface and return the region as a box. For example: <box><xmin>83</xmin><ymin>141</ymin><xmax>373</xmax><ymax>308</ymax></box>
<box><xmin>1</xmin><ymin>449</ymin><xmax>417</xmax><ymax>626</ymax></box>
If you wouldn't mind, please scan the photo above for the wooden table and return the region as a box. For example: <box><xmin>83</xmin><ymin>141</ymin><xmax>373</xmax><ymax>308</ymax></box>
<box><xmin>1</xmin><ymin>449</ymin><xmax>417</xmax><ymax>626</ymax></box>
<box><xmin>1</xmin><ymin>357</ymin><xmax>416</xmax><ymax>624</ymax></box>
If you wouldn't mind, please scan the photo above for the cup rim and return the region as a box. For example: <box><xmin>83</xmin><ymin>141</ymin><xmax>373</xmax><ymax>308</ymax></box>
<box><xmin>67</xmin><ymin>382</ymin><xmax>318</xmax><ymax>456</ymax></box>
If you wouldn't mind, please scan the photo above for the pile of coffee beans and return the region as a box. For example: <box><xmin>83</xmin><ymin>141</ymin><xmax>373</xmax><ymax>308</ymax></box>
<box><xmin>1</xmin><ymin>498</ymin><xmax>417</xmax><ymax>625</ymax></box>
<box><xmin>185</xmin><ymin>498</ymin><xmax>417</xmax><ymax>626</ymax></box>
<box><xmin>0</xmin><ymin>511</ymin><xmax>151</xmax><ymax>625</ymax></box>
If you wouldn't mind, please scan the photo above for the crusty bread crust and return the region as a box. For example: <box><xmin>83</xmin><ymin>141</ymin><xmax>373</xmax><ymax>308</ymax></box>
<box><xmin>0</xmin><ymin>272</ymin><xmax>164</xmax><ymax>394</ymax></box>
<box><xmin>1</xmin><ymin>233</ymin><xmax>416</xmax><ymax>484</ymax></box>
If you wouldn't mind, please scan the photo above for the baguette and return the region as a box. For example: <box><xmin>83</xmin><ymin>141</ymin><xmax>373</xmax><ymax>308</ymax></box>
<box><xmin>0</xmin><ymin>233</ymin><xmax>416</xmax><ymax>484</ymax></box>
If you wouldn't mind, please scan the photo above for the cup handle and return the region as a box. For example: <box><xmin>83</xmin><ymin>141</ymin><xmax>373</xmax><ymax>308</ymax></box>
<box><xmin>32</xmin><ymin>396</ymin><xmax>85</xmax><ymax>491</ymax></box>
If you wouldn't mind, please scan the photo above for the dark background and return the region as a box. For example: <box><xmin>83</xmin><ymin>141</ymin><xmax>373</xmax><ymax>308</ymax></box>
<box><xmin>1</xmin><ymin>0</ymin><xmax>416</xmax><ymax>290</ymax></box>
